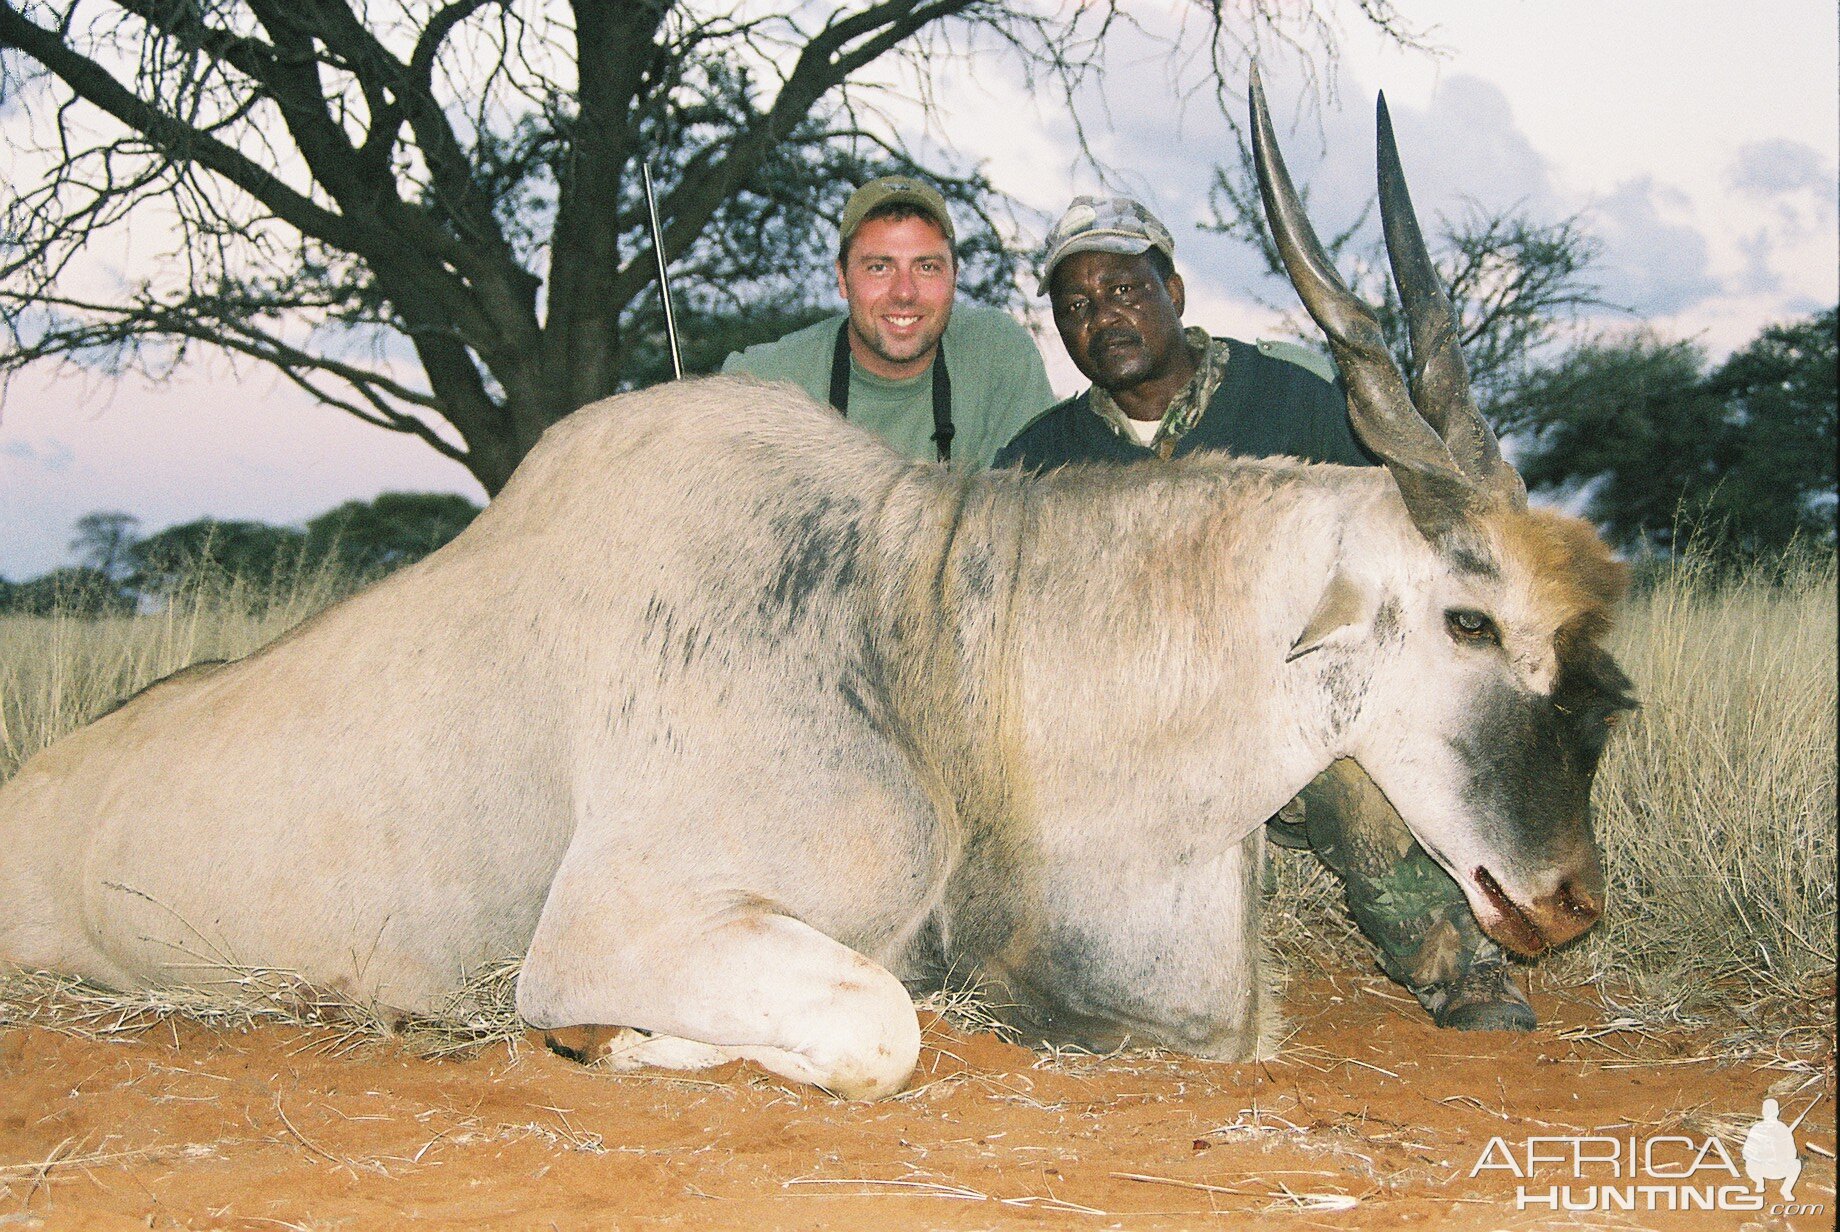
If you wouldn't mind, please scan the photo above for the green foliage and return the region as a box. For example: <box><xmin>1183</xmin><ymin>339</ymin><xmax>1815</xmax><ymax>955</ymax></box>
<box><xmin>303</xmin><ymin>492</ymin><xmax>482</xmax><ymax>577</ymax></box>
<box><xmin>67</xmin><ymin>512</ymin><xmax>141</xmax><ymax>580</ymax></box>
<box><xmin>0</xmin><ymin>567</ymin><xmax>133</xmax><ymax>616</ymax></box>
<box><xmin>126</xmin><ymin>520</ymin><xmax>308</xmax><ymax>596</ymax></box>
<box><xmin>1507</xmin><ymin>307</ymin><xmax>1838</xmax><ymax>558</ymax></box>
<box><xmin>2</xmin><ymin>492</ymin><xmax>482</xmax><ymax>615</ymax></box>
<box><xmin>1698</xmin><ymin>307</ymin><xmax>1838</xmax><ymax>551</ymax></box>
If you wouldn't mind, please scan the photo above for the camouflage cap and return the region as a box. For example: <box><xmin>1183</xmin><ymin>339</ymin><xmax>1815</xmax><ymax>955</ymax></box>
<box><xmin>1038</xmin><ymin>196</ymin><xmax>1176</xmax><ymax>295</ymax></box>
<box><xmin>839</xmin><ymin>176</ymin><xmax>956</xmax><ymax>246</ymax></box>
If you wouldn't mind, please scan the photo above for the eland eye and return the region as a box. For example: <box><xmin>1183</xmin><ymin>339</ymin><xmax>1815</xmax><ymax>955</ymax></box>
<box><xmin>1445</xmin><ymin>608</ymin><xmax>1501</xmax><ymax>645</ymax></box>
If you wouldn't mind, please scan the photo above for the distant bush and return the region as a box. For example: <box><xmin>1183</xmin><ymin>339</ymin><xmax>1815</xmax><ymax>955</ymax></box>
<box><xmin>5</xmin><ymin>492</ymin><xmax>483</xmax><ymax>618</ymax></box>
<box><xmin>304</xmin><ymin>492</ymin><xmax>481</xmax><ymax>577</ymax></box>
<box><xmin>0</xmin><ymin>567</ymin><xmax>134</xmax><ymax>617</ymax></box>
<box><xmin>126</xmin><ymin>519</ymin><xmax>309</xmax><ymax>597</ymax></box>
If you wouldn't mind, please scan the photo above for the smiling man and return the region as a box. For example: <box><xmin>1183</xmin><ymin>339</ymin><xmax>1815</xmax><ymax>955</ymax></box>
<box><xmin>723</xmin><ymin>176</ymin><xmax>1053</xmax><ymax>467</ymax></box>
<box><xmin>997</xmin><ymin>196</ymin><xmax>1541</xmax><ymax>1033</ymax></box>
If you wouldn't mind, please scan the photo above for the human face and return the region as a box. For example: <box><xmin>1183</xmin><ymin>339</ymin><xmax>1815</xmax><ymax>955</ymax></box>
<box><xmin>835</xmin><ymin>215</ymin><xmax>956</xmax><ymax>380</ymax></box>
<box><xmin>1049</xmin><ymin>250</ymin><xmax>1191</xmax><ymax>406</ymax></box>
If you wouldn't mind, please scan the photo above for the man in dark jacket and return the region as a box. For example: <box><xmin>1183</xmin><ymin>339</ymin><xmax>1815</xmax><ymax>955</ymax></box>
<box><xmin>997</xmin><ymin>196</ymin><xmax>1537</xmax><ymax>1032</ymax></box>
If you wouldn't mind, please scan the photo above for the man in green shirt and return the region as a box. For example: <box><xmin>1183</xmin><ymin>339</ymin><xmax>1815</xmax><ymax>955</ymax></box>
<box><xmin>723</xmin><ymin>176</ymin><xmax>1055</xmax><ymax>467</ymax></box>
<box><xmin>1000</xmin><ymin>196</ymin><xmax>1538</xmax><ymax>1033</ymax></box>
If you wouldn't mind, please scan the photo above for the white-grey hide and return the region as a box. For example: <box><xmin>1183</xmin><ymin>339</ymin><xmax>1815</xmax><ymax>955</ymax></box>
<box><xmin>0</xmin><ymin>376</ymin><xmax>1620</xmax><ymax>1098</ymax></box>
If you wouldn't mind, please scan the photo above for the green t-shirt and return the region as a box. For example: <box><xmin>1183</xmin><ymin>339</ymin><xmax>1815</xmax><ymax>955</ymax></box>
<box><xmin>720</xmin><ymin>305</ymin><xmax>1056</xmax><ymax>468</ymax></box>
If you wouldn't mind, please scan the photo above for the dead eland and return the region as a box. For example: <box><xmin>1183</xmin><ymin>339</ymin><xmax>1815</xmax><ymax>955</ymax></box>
<box><xmin>0</xmin><ymin>75</ymin><xmax>1634</xmax><ymax>1099</ymax></box>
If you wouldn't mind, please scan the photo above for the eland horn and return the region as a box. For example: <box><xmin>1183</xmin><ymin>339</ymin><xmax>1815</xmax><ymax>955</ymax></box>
<box><xmin>1375</xmin><ymin>94</ymin><xmax>1525</xmax><ymax>507</ymax></box>
<box><xmin>1248</xmin><ymin>65</ymin><xmax>1520</xmax><ymax>544</ymax></box>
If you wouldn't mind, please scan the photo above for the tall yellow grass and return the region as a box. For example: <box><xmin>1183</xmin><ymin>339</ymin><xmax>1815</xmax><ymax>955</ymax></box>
<box><xmin>0</xmin><ymin>560</ymin><xmax>358</xmax><ymax>780</ymax></box>
<box><xmin>1568</xmin><ymin>549</ymin><xmax>1837</xmax><ymax>1019</ymax></box>
<box><xmin>2</xmin><ymin>549</ymin><xmax>1834</xmax><ymax>1027</ymax></box>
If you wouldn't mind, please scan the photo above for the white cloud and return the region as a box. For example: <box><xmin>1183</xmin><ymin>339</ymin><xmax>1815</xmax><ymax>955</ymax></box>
<box><xmin>1585</xmin><ymin>176</ymin><xmax>1722</xmax><ymax>317</ymax></box>
<box><xmin>1379</xmin><ymin>75</ymin><xmax>1557</xmax><ymax>215</ymax></box>
<box><xmin>1729</xmin><ymin>138</ymin><xmax>1834</xmax><ymax>198</ymax></box>
<box><xmin>0</xmin><ymin>436</ymin><xmax>73</xmax><ymax>471</ymax></box>
<box><xmin>1724</xmin><ymin>138</ymin><xmax>1838</xmax><ymax>284</ymax></box>
<box><xmin>1731</xmin><ymin>230</ymin><xmax>1781</xmax><ymax>297</ymax></box>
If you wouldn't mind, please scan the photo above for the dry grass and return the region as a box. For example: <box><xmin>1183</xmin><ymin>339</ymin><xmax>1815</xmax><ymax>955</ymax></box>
<box><xmin>916</xmin><ymin>975</ymin><xmax>1028</xmax><ymax>1044</ymax></box>
<box><xmin>0</xmin><ymin>557</ymin><xmax>358</xmax><ymax>780</ymax></box>
<box><xmin>1558</xmin><ymin>547</ymin><xmax>1837</xmax><ymax>1030</ymax></box>
<box><xmin>0</xmin><ymin>958</ymin><xmax>525</xmax><ymax>1060</ymax></box>
<box><xmin>0</xmin><ymin>547</ymin><xmax>1833</xmax><ymax>1046</ymax></box>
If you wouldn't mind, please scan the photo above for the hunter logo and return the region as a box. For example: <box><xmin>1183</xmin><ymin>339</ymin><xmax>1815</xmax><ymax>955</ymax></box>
<box><xmin>1469</xmin><ymin>1097</ymin><xmax>1824</xmax><ymax>1216</ymax></box>
<box><xmin>1742</xmin><ymin>1099</ymin><xmax>1803</xmax><ymax>1200</ymax></box>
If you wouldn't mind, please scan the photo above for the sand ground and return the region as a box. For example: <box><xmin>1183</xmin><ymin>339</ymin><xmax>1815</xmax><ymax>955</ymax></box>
<box><xmin>1</xmin><ymin>970</ymin><xmax>1832</xmax><ymax>1231</ymax></box>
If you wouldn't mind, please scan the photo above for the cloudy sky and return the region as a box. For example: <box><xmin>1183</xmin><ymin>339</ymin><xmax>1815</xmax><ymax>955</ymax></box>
<box><xmin>2</xmin><ymin>0</ymin><xmax>1835</xmax><ymax>578</ymax></box>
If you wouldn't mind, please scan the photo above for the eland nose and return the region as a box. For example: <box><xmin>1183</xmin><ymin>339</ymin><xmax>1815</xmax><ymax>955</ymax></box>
<box><xmin>1527</xmin><ymin>869</ymin><xmax>1604</xmax><ymax>948</ymax></box>
<box><xmin>1557</xmin><ymin>877</ymin><xmax>1600</xmax><ymax>922</ymax></box>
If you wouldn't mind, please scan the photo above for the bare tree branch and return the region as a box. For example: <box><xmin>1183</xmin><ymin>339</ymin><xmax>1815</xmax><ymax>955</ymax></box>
<box><xmin>1205</xmin><ymin>144</ymin><xmax>1611</xmax><ymax>411</ymax></box>
<box><xmin>0</xmin><ymin>0</ymin><xmax>368</xmax><ymax>249</ymax></box>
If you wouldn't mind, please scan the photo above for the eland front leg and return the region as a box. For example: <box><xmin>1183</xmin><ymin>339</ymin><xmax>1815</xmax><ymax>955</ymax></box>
<box><xmin>519</xmin><ymin>899</ymin><xmax>920</xmax><ymax>1100</ymax></box>
<box><xmin>515</xmin><ymin>820</ymin><xmax>924</xmax><ymax>1100</ymax></box>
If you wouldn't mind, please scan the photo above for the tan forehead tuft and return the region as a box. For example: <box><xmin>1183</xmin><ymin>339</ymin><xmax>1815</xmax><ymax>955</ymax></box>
<box><xmin>1490</xmin><ymin>506</ymin><xmax>1628</xmax><ymax>642</ymax></box>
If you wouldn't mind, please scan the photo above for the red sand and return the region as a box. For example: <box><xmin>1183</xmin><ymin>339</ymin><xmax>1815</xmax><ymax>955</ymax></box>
<box><xmin>1</xmin><ymin>971</ymin><xmax>1832</xmax><ymax>1231</ymax></box>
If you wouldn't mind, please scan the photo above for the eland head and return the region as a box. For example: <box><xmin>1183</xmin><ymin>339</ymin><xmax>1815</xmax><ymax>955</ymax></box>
<box><xmin>1252</xmin><ymin>68</ymin><xmax>1637</xmax><ymax>954</ymax></box>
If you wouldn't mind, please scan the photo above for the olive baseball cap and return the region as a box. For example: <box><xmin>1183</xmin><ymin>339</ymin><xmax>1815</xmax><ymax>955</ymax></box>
<box><xmin>839</xmin><ymin>176</ymin><xmax>956</xmax><ymax>245</ymax></box>
<box><xmin>1038</xmin><ymin>196</ymin><xmax>1177</xmax><ymax>294</ymax></box>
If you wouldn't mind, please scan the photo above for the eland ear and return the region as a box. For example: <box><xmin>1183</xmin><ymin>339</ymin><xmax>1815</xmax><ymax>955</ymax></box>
<box><xmin>1287</xmin><ymin>569</ymin><xmax>1370</xmax><ymax>662</ymax></box>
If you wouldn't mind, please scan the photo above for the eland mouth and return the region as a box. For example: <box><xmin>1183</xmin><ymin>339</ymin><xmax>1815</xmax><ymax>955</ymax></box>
<box><xmin>1472</xmin><ymin>866</ymin><xmax>1603</xmax><ymax>957</ymax></box>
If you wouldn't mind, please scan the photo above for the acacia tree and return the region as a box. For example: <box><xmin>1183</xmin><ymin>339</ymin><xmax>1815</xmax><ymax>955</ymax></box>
<box><xmin>305</xmin><ymin>490</ymin><xmax>481</xmax><ymax>574</ymax></box>
<box><xmin>126</xmin><ymin>517</ymin><xmax>309</xmax><ymax>593</ymax></box>
<box><xmin>1</xmin><ymin>0</ymin><xmax>1416</xmax><ymax>494</ymax></box>
<box><xmin>68</xmin><ymin>510</ymin><xmax>141</xmax><ymax>579</ymax></box>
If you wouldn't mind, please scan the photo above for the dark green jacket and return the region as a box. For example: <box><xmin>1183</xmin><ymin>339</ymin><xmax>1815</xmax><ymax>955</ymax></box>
<box><xmin>994</xmin><ymin>337</ymin><xmax>1376</xmax><ymax>471</ymax></box>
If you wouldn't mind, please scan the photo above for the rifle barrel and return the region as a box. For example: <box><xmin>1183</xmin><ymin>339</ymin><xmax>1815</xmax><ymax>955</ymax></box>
<box><xmin>642</xmin><ymin>162</ymin><xmax>684</xmax><ymax>380</ymax></box>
